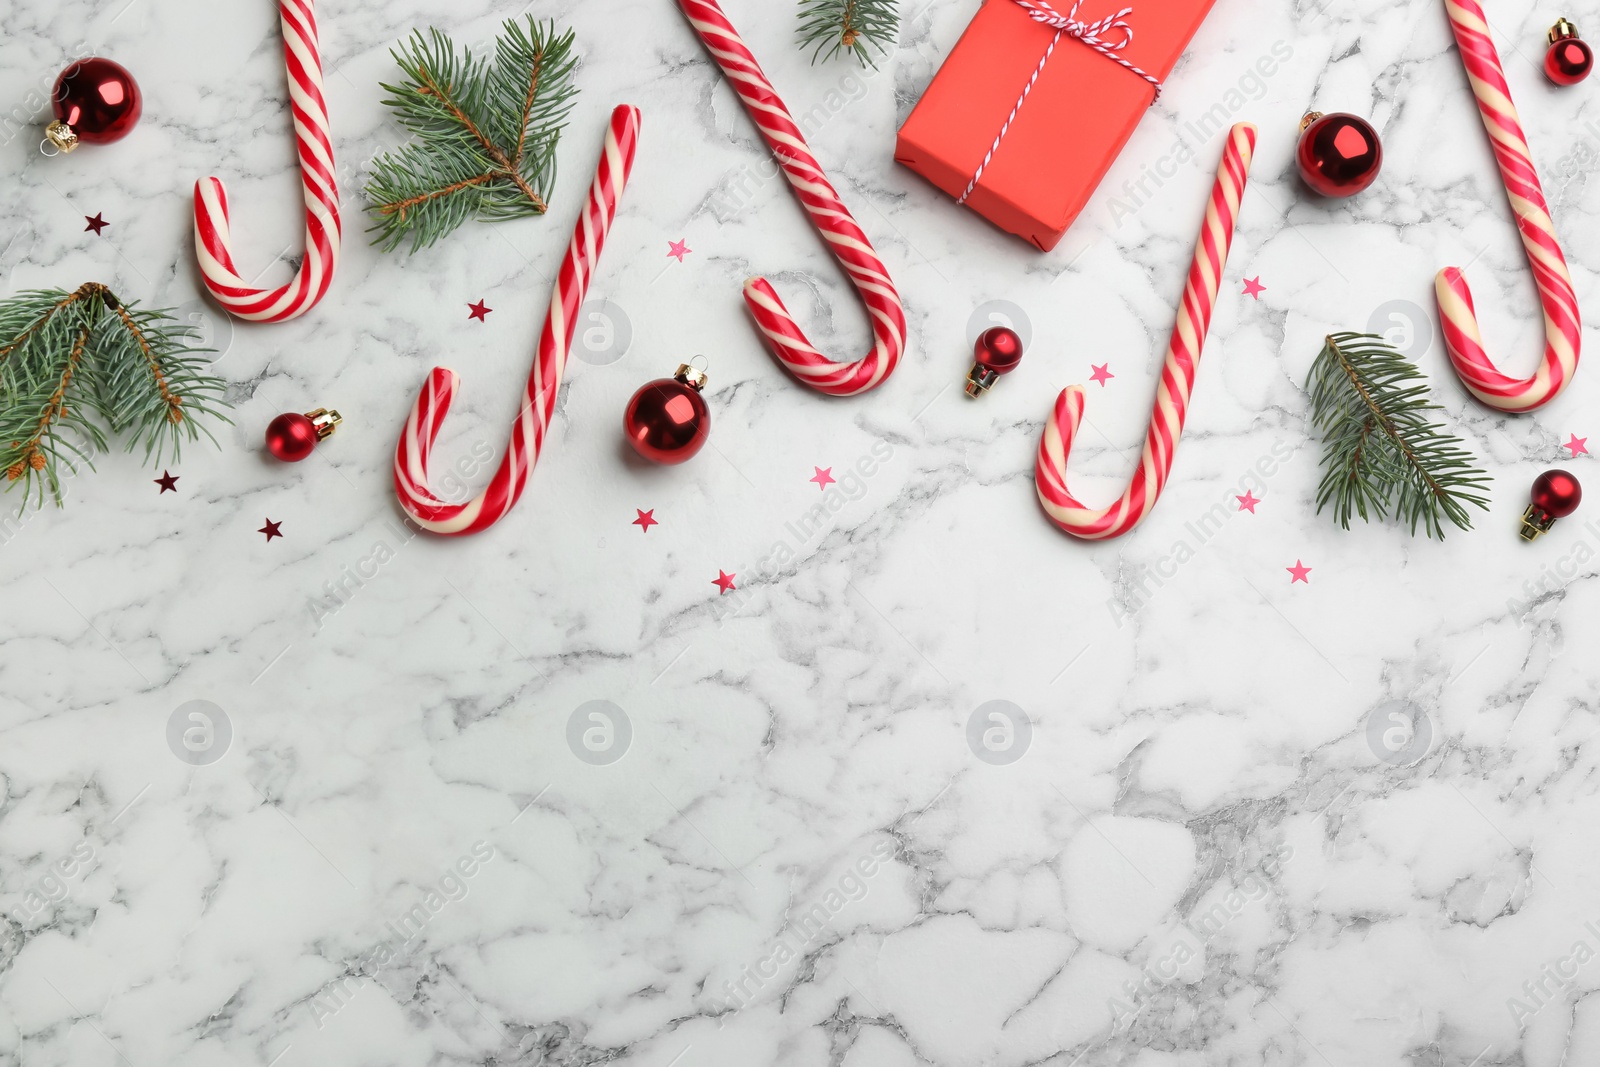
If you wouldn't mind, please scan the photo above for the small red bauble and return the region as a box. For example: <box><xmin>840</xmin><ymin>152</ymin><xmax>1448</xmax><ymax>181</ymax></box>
<box><xmin>46</xmin><ymin>58</ymin><xmax>142</xmax><ymax>152</ymax></box>
<box><xmin>1545</xmin><ymin>20</ymin><xmax>1593</xmax><ymax>85</ymax></box>
<box><xmin>1296</xmin><ymin>112</ymin><xmax>1382</xmax><ymax>198</ymax></box>
<box><xmin>966</xmin><ymin>326</ymin><xmax>1025</xmax><ymax>397</ymax></box>
<box><xmin>265</xmin><ymin>408</ymin><xmax>341</xmax><ymax>462</ymax></box>
<box><xmin>624</xmin><ymin>364</ymin><xmax>710</xmax><ymax>464</ymax></box>
<box><xmin>1521</xmin><ymin>469</ymin><xmax>1583</xmax><ymax>541</ymax></box>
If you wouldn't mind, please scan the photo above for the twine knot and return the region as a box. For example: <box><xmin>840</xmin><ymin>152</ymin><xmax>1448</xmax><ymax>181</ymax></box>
<box><xmin>1014</xmin><ymin>0</ymin><xmax>1139</xmax><ymax>53</ymax></box>
<box><xmin>958</xmin><ymin>0</ymin><xmax>1161</xmax><ymax>205</ymax></box>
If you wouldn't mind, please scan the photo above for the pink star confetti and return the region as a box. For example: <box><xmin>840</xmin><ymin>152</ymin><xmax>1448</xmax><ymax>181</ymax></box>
<box><xmin>712</xmin><ymin>570</ymin><xmax>737</xmax><ymax>595</ymax></box>
<box><xmin>1287</xmin><ymin>560</ymin><xmax>1311</xmax><ymax>584</ymax></box>
<box><xmin>633</xmin><ymin>509</ymin><xmax>658</xmax><ymax>532</ymax></box>
<box><xmin>1565</xmin><ymin>434</ymin><xmax>1589</xmax><ymax>458</ymax></box>
<box><xmin>667</xmin><ymin>239</ymin><xmax>692</xmax><ymax>263</ymax></box>
<box><xmin>467</xmin><ymin>299</ymin><xmax>492</xmax><ymax>322</ymax></box>
<box><xmin>1236</xmin><ymin>490</ymin><xmax>1260</xmax><ymax>514</ymax></box>
<box><xmin>810</xmin><ymin>466</ymin><xmax>836</xmax><ymax>490</ymax></box>
<box><xmin>1089</xmin><ymin>363</ymin><xmax>1114</xmax><ymax>387</ymax></box>
<box><xmin>1242</xmin><ymin>277</ymin><xmax>1266</xmax><ymax>299</ymax></box>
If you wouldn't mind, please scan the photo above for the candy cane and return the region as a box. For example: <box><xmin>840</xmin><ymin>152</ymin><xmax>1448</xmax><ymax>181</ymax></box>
<box><xmin>393</xmin><ymin>105</ymin><xmax>640</xmax><ymax>536</ymax></box>
<box><xmin>674</xmin><ymin>0</ymin><xmax>907</xmax><ymax>396</ymax></box>
<box><xmin>192</xmin><ymin>0</ymin><xmax>340</xmax><ymax>323</ymax></box>
<box><xmin>1036</xmin><ymin>123</ymin><xmax>1255</xmax><ymax>541</ymax></box>
<box><xmin>1435</xmin><ymin>0</ymin><xmax>1580</xmax><ymax>413</ymax></box>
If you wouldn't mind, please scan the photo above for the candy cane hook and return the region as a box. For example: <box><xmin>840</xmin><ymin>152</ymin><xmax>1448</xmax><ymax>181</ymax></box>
<box><xmin>192</xmin><ymin>0</ymin><xmax>340</xmax><ymax>323</ymax></box>
<box><xmin>1036</xmin><ymin>123</ymin><xmax>1255</xmax><ymax>541</ymax></box>
<box><xmin>394</xmin><ymin>105</ymin><xmax>641</xmax><ymax>536</ymax></box>
<box><xmin>674</xmin><ymin>0</ymin><xmax>907</xmax><ymax>396</ymax></box>
<box><xmin>1435</xmin><ymin>0</ymin><xmax>1580</xmax><ymax>412</ymax></box>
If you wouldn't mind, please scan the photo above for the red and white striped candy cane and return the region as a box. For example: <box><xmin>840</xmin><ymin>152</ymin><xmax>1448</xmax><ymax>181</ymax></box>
<box><xmin>393</xmin><ymin>105</ymin><xmax>641</xmax><ymax>536</ymax></box>
<box><xmin>192</xmin><ymin>0</ymin><xmax>340</xmax><ymax>323</ymax></box>
<box><xmin>675</xmin><ymin>0</ymin><xmax>907</xmax><ymax>396</ymax></box>
<box><xmin>1435</xmin><ymin>0</ymin><xmax>1580</xmax><ymax>413</ymax></box>
<box><xmin>1036</xmin><ymin>123</ymin><xmax>1255</xmax><ymax>541</ymax></box>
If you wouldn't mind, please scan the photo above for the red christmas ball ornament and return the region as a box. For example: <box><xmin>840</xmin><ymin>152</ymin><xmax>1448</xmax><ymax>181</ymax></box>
<box><xmin>966</xmin><ymin>326</ymin><xmax>1025</xmax><ymax>397</ymax></box>
<box><xmin>46</xmin><ymin>58</ymin><xmax>142</xmax><ymax>153</ymax></box>
<box><xmin>1545</xmin><ymin>19</ymin><xmax>1593</xmax><ymax>85</ymax></box>
<box><xmin>1520</xmin><ymin>469</ymin><xmax>1583</xmax><ymax>541</ymax></box>
<box><xmin>265</xmin><ymin>408</ymin><xmax>341</xmax><ymax>462</ymax></box>
<box><xmin>1296</xmin><ymin>112</ymin><xmax>1383</xmax><ymax>198</ymax></box>
<box><xmin>624</xmin><ymin>364</ymin><xmax>710</xmax><ymax>464</ymax></box>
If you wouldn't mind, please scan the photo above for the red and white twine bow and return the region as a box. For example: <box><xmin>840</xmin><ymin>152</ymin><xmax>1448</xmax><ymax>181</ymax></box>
<box><xmin>1014</xmin><ymin>0</ymin><xmax>1151</xmax><ymax>71</ymax></box>
<box><xmin>961</xmin><ymin>0</ymin><xmax>1160</xmax><ymax>204</ymax></box>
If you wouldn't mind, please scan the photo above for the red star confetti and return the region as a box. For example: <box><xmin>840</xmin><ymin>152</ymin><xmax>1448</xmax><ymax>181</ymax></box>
<box><xmin>84</xmin><ymin>213</ymin><xmax>109</xmax><ymax>235</ymax></box>
<box><xmin>810</xmin><ymin>466</ymin><xmax>836</xmax><ymax>490</ymax></box>
<box><xmin>1287</xmin><ymin>560</ymin><xmax>1311</xmax><ymax>584</ymax></box>
<box><xmin>467</xmin><ymin>299</ymin><xmax>492</xmax><ymax>322</ymax></box>
<box><xmin>1242</xmin><ymin>277</ymin><xmax>1266</xmax><ymax>299</ymax></box>
<box><xmin>259</xmin><ymin>518</ymin><xmax>284</xmax><ymax>541</ymax></box>
<box><xmin>1089</xmin><ymin>363</ymin><xmax>1114</xmax><ymax>387</ymax></box>
<box><xmin>667</xmin><ymin>239</ymin><xmax>692</xmax><ymax>263</ymax></box>
<box><xmin>154</xmin><ymin>471</ymin><xmax>179</xmax><ymax>493</ymax></box>
<box><xmin>712</xmin><ymin>570</ymin><xmax>737</xmax><ymax>594</ymax></box>
<box><xmin>1565</xmin><ymin>434</ymin><xmax>1589</xmax><ymax>458</ymax></box>
<box><xmin>633</xmin><ymin>508</ymin><xmax>658</xmax><ymax>532</ymax></box>
<box><xmin>1236</xmin><ymin>490</ymin><xmax>1260</xmax><ymax>514</ymax></box>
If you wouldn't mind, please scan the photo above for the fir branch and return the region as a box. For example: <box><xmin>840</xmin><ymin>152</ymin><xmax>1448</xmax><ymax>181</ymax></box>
<box><xmin>0</xmin><ymin>284</ymin><xmax>231</xmax><ymax>510</ymax></box>
<box><xmin>364</xmin><ymin>18</ymin><xmax>579</xmax><ymax>253</ymax></box>
<box><xmin>1305</xmin><ymin>332</ymin><xmax>1491</xmax><ymax>539</ymax></box>
<box><xmin>0</xmin><ymin>285</ymin><xmax>102</xmax><ymax>372</ymax></box>
<box><xmin>798</xmin><ymin>0</ymin><xmax>900</xmax><ymax>65</ymax></box>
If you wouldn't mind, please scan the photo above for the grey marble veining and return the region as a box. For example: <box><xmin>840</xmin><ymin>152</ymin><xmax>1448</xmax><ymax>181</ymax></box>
<box><xmin>1</xmin><ymin>0</ymin><xmax>1599</xmax><ymax>1064</ymax></box>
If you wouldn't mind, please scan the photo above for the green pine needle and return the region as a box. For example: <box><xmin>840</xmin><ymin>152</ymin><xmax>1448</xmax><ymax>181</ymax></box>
<box><xmin>1305</xmin><ymin>332</ymin><xmax>1491</xmax><ymax>540</ymax></box>
<box><xmin>364</xmin><ymin>17</ymin><xmax>579</xmax><ymax>254</ymax></box>
<box><xmin>0</xmin><ymin>284</ymin><xmax>231</xmax><ymax>511</ymax></box>
<box><xmin>798</xmin><ymin>0</ymin><xmax>900</xmax><ymax>66</ymax></box>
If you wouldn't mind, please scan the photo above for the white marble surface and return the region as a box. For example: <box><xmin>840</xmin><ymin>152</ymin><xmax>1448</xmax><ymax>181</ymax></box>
<box><xmin>2</xmin><ymin>0</ymin><xmax>1600</xmax><ymax>1063</ymax></box>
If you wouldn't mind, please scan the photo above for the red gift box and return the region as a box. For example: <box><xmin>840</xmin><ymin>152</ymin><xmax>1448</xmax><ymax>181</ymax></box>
<box><xmin>896</xmin><ymin>0</ymin><xmax>1220</xmax><ymax>251</ymax></box>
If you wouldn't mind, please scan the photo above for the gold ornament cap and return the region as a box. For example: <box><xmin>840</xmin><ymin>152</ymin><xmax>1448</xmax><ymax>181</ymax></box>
<box><xmin>674</xmin><ymin>362</ymin><xmax>709</xmax><ymax>392</ymax></box>
<box><xmin>1519</xmin><ymin>504</ymin><xmax>1560</xmax><ymax>542</ymax></box>
<box><xmin>45</xmin><ymin>121</ymin><xmax>79</xmax><ymax>153</ymax></box>
<box><xmin>1299</xmin><ymin>111</ymin><xmax>1325</xmax><ymax>134</ymax></box>
<box><xmin>306</xmin><ymin>408</ymin><xmax>342</xmax><ymax>441</ymax></box>
<box><xmin>966</xmin><ymin>366</ymin><xmax>1000</xmax><ymax>398</ymax></box>
<box><xmin>1551</xmin><ymin>17</ymin><xmax>1580</xmax><ymax>43</ymax></box>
